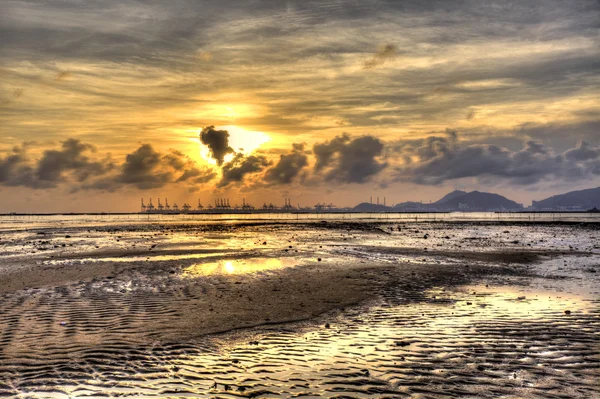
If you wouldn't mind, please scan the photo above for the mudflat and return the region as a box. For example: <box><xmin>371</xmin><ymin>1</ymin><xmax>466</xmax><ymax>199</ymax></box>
<box><xmin>0</xmin><ymin>218</ymin><xmax>598</xmax><ymax>398</ymax></box>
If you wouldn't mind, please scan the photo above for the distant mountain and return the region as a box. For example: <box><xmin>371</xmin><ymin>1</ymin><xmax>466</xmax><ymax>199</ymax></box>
<box><xmin>437</xmin><ymin>191</ymin><xmax>523</xmax><ymax>211</ymax></box>
<box><xmin>389</xmin><ymin>190</ymin><xmax>522</xmax><ymax>212</ymax></box>
<box><xmin>392</xmin><ymin>201</ymin><xmax>431</xmax><ymax>211</ymax></box>
<box><xmin>532</xmin><ymin>187</ymin><xmax>600</xmax><ymax>210</ymax></box>
<box><xmin>352</xmin><ymin>203</ymin><xmax>391</xmax><ymax>212</ymax></box>
<box><xmin>434</xmin><ymin>190</ymin><xmax>467</xmax><ymax>204</ymax></box>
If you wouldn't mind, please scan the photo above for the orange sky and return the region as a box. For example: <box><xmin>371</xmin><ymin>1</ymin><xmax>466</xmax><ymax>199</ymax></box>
<box><xmin>1</xmin><ymin>0</ymin><xmax>599</xmax><ymax>212</ymax></box>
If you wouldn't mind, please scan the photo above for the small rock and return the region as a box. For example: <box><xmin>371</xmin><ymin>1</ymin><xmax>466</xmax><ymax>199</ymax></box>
<box><xmin>564</xmin><ymin>310</ymin><xmax>571</xmax><ymax>315</ymax></box>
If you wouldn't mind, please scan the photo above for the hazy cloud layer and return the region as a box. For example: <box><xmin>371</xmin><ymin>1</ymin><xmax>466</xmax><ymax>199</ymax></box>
<box><xmin>1</xmin><ymin>0</ymin><xmax>598</xmax><ymax>152</ymax></box>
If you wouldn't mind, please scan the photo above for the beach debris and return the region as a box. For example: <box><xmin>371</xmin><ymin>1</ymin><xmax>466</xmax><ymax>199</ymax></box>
<box><xmin>395</xmin><ymin>340</ymin><xmax>411</xmax><ymax>347</ymax></box>
<box><xmin>223</xmin><ymin>384</ymin><xmax>231</xmax><ymax>391</ymax></box>
<box><xmin>423</xmin><ymin>234</ymin><xmax>429</xmax><ymax>239</ymax></box>
<box><xmin>517</xmin><ymin>296</ymin><xmax>526</xmax><ymax>300</ymax></box>
<box><xmin>65</xmin><ymin>235</ymin><xmax>71</xmax><ymax>238</ymax></box>
<box><xmin>362</xmin><ymin>369</ymin><xmax>370</xmax><ymax>377</ymax></box>
<box><xmin>466</xmin><ymin>302</ymin><xmax>472</xmax><ymax>305</ymax></box>
<box><xmin>59</xmin><ymin>321</ymin><xmax>68</xmax><ymax>326</ymax></box>
<box><xmin>262</xmin><ymin>241</ymin><xmax>267</xmax><ymax>245</ymax></box>
<box><xmin>564</xmin><ymin>310</ymin><xmax>571</xmax><ymax>315</ymax></box>
<box><xmin>210</xmin><ymin>381</ymin><xmax>217</xmax><ymax>390</ymax></box>
<box><xmin>172</xmin><ymin>366</ymin><xmax>180</xmax><ymax>372</ymax></box>
<box><xmin>317</xmin><ymin>258</ymin><xmax>322</xmax><ymax>262</ymax></box>
<box><xmin>325</xmin><ymin>323</ymin><xmax>330</xmax><ymax>329</ymax></box>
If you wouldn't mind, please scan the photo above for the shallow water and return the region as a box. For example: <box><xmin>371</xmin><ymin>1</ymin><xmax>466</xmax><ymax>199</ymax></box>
<box><xmin>0</xmin><ymin>220</ymin><xmax>599</xmax><ymax>398</ymax></box>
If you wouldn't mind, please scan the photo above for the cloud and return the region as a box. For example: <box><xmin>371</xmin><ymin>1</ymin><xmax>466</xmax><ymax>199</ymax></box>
<box><xmin>0</xmin><ymin>143</ymin><xmax>40</xmax><ymax>188</ymax></box>
<box><xmin>108</xmin><ymin>145</ymin><xmax>216</xmax><ymax>191</ymax></box>
<box><xmin>0</xmin><ymin>140</ymin><xmax>216</xmax><ymax>191</ymax></box>
<box><xmin>218</xmin><ymin>153</ymin><xmax>271</xmax><ymax>188</ymax></box>
<box><xmin>363</xmin><ymin>44</ymin><xmax>397</xmax><ymax>69</ymax></box>
<box><xmin>264</xmin><ymin>143</ymin><xmax>308</xmax><ymax>184</ymax></box>
<box><xmin>36</xmin><ymin>138</ymin><xmax>113</xmax><ymax>183</ymax></box>
<box><xmin>55</xmin><ymin>71</ymin><xmax>72</xmax><ymax>81</ymax></box>
<box><xmin>0</xmin><ymin>139</ymin><xmax>113</xmax><ymax>189</ymax></box>
<box><xmin>564</xmin><ymin>140</ymin><xmax>599</xmax><ymax>161</ymax></box>
<box><xmin>392</xmin><ymin>130</ymin><xmax>600</xmax><ymax>185</ymax></box>
<box><xmin>116</xmin><ymin>144</ymin><xmax>173</xmax><ymax>189</ymax></box>
<box><xmin>200</xmin><ymin>126</ymin><xmax>234</xmax><ymax>165</ymax></box>
<box><xmin>313</xmin><ymin>134</ymin><xmax>387</xmax><ymax>183</ymax></box>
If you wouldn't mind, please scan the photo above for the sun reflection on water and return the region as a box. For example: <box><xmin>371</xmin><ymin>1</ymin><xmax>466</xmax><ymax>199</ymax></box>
<box><xmin>182</xmin><ymin>257</ymin><xmax>297</xmax><ymax>277</ymax></box>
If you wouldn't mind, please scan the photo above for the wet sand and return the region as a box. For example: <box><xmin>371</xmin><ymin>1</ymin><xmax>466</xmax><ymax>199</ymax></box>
<box><xmin>0</xmin><ymin>220</ymin><xmax>599</xmax><ymax>398</ymax></box>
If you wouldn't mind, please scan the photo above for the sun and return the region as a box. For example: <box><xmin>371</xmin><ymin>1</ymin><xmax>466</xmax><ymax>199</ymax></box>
<box><xmin>198</xmin><ymin>125</ymin><xmax>271</xmax><ymax>164</ymax></box>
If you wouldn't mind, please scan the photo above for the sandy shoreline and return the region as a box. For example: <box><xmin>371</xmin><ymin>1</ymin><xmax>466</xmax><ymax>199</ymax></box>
<box><xmin>0</xmin><ymin>220</ymin><xmax>598</xmax><ymax>398</ymax></box>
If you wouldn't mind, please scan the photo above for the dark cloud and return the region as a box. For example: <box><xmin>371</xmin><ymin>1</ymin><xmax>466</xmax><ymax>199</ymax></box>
<box><xmin>0</xmin><ymin>143</ymin><xmax>40</xmax><ymax>188</ymax></box>
<box><xmin>264</xmin><ymin>143</ymin><xmax>308</xmax><ymax>184</ymax></box>
<box><xmin>313</xmin><ymin>134</ymin><xmax>387</xmax><ymax>183</ymax></box>
<box><xmin>36</xmin><ymin>138</ymin><xmax>112</xmax><ymax>183</ymax></box>
<box><xmin>0</xmin><ymin>139</ymin><xmax>112</xmax><ymax>189</ymax></box>
<box><xmin>218</xmin><ymin>153</ymin><xmax>271</xmax><ymax>188</ymax></box>
<box><xmin>200</xmin><ymin>126</ymin><xmax>234</xmax><ymax>165</ymax></box>
<box><xmin>112</xmin><ymin>145</ymin><xmax>216</xmax><ymax>190</ymax></box>
<box><xmin>363</xmin><ymin>44</ymin><xmax>397</xmax><ymax>69</ymax></box>
<box><xmin>0</xmin><ymin>140</ymin><xmax>216</xmax><ymax>191</ymax></box>
<box><xmin>564</xmin><ymin>140</ymin><xmax>599</xmax><ymax>161</ymax></box>
<box><xmin>392</xmin><ymin>131</ymin><xmax>600</xmax><ymax>185</ymax></box>
<box><xmin>117</xmin><ymin>144</ymin><xmax>173</xmax><ymax>189</ymax></box>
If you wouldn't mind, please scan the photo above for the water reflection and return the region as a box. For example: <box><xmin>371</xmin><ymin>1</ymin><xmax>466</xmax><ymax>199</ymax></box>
<box><xmin>183</xmin><ymin>257</ymin><xmax>297</xmax><ymax>276</ymax></box>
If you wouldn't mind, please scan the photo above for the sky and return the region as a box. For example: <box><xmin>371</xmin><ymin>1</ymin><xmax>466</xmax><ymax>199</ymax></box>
<box><xmin>1</xmin><ymin>0</ymin><xmax>599</xmax><ymax>212</ymax></box>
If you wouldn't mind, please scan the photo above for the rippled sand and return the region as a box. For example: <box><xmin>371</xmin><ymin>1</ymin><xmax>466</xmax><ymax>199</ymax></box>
<box><xmin>0</xmin><ymin>219</ymin><xmax>598</xmax><ymax>398</ymax></box>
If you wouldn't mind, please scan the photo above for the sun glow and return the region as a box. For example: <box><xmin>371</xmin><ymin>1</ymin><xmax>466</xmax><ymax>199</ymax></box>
<box><xmin>199</xmin><ymin>125</ymin><xmax>271</xmax><ymax>164</ymax></box>
<box><xmin>224</xmin><ymin>261</ymin><xmax>235</xmax><ymax>274</ymax></box>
